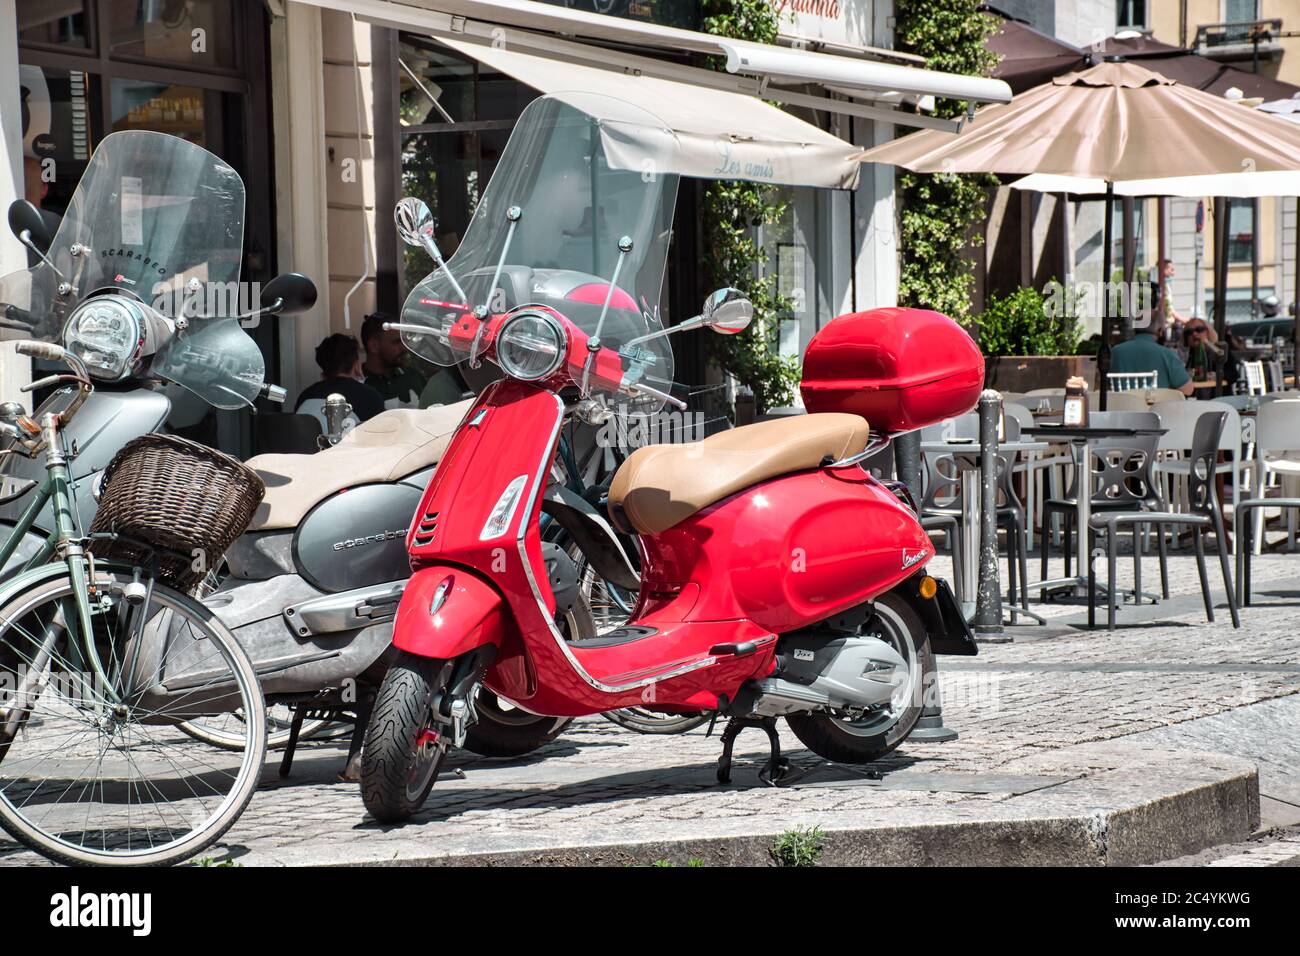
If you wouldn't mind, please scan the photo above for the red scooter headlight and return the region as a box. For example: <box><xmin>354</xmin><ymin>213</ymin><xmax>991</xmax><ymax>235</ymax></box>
<box><xmin>494</xmin><ymin>310</ymin><xmax>567</xmax><ymax>381</ymax></box>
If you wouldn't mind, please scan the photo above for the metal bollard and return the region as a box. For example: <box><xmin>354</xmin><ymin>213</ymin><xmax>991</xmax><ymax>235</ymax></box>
<box><xmin>909</xmin><ymin>658</ymin><xmax>959</xmax><ymax>743</ymax></box>
<box><xmin>973</xmin><ymin>389</ymin><xmax>1004</xmax><ymax>637</ymax></box>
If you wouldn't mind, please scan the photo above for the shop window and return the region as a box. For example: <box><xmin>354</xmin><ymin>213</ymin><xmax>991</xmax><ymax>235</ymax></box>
<box><xmin>1109</xmin><ymin>200</ymin><xmax>1146</xmax><ymax>274</ymax></box>
<box><xmin>399</xmin><ymin>41</ymin><xmax>475</xmax><ymax>126</ymax></box>
<box><xmin>17</xmin><ymin>0</ymin><xmax>90</xmax><ymax>48</ymax></box>
<box><xmin>18</xmin><ymin>64</ymin><xmax>100</xmax><ymax>218</ymax></box>
<box><xmin>397</xmin><ymin>37</ymin><xmax>535</xmax><ymax>298</ymax></box>
<box><xmin>104</xmin><ymin>0</ymin><xmax>236</xmax><ymax>69</ymax></box>
<box><xmin>1225</xmin><ymin>0</ymin><xmax>1259</xmax><ymax>24</ymax></box>
<box><xmin>1117</xmin><ymin>1</ymin><xmax>1147</xmax><ymax>29</ymax></box>
<box><xmin>762</xmin><ymin>185</ymin><xmax>841</xmax><ymax>366</ymax></box>
<box><xmin>1227</xmin><ymin>201</ymin><xmax>1255</xmax><ymax>264</ymax></box>
<box><xmin>110</xmin><ymin>78</ymin><xmax>215</xmax><ymax>144</ymax></box>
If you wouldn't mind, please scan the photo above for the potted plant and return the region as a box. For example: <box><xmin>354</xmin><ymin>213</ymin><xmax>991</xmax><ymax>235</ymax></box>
<box><xmin>974</xmin><ymin>282</ymin><xmax>1091</xmax><ymax>391</ymax></box>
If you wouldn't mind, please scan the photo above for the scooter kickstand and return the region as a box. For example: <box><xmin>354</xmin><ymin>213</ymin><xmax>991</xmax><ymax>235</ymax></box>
<box><xmin>339</xmin><ymin>692</ymin><xmax>375</xmax><ymax>783</ymax></box>
<box><xmin>716</xmin><ymin>717</ymin><xmax>792</xmax><ymax>786</ymax></box>
<box><xmin>279</xmin><ymin>706</ymin><xmax>307</xmax><ymax>779</ymax></box>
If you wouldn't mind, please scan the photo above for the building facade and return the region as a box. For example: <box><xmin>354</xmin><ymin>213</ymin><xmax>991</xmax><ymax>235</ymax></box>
<box><xmin>2</xmin><ymin>0</ymin><xmax>1011</xmax><ymax>442</ymax></box>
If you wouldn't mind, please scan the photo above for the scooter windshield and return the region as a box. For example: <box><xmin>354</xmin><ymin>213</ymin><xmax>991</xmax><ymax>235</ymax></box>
<box><xmin>400</xmin><ymin>93</ymin><xmax>680</xmax><ymax>411</ymax></box>
<box><xmin>0</xmin><ymin>131</ymin><xmax>264</xmax><ymax>409</ymax></box>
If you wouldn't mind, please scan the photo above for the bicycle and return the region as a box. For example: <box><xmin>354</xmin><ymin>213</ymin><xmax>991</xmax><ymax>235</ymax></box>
<box><xmin>0</xmin><ymin>342</ymin><xmax>267</xmax><ymax>866</ymax></box>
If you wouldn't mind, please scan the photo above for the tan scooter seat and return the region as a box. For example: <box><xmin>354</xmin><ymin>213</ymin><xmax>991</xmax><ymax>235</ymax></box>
<box><xmin>245</xmin><ymin>400</ymin><xmax>473</xmax><ymax>531</ymax></box>
<box><xmin>607</xmin><ymin>413</ymin><xmax>870</xmax><ymax>535</ymax></box>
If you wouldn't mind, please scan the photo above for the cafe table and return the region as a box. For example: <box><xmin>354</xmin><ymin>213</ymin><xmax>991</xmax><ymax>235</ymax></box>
<box><xmin>1022</xmin><ymin>422</ymin><xmax>1167</xmax><ymax>602</ymax></box>
<box><xmin>919</xmin><ymin>436</ymin><xmax>1048</xmax><ymax>622</ymax></box>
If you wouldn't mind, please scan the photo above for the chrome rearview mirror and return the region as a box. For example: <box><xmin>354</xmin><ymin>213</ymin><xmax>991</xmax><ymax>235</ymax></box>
<box><xmin>393</xmin><ymin>196</ymin><xmax>469</xmax><ymax>304</ymax></box>
<box><xmin>394</xmin><ymin>197</ymin><xmax>436</xmax><ymax>252</ymax></box>
<box><xmin>622</xmin><ymin>287</ymin><xmax>754</xmax><ymax>350</ymax></box>
<box><xmin>701</xmin><ymin>288</ymin><xmax>753</xmax><ymax>335</ymax></box>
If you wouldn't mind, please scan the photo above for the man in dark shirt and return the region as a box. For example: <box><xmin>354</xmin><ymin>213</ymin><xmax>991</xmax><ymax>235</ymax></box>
<box><xmin>361</xmin><ymin>312</ymin><xmax>426</xmax><ymax>407</ymax></box>
<box><xmin>295</xmin><ymin>333</ymin><xmax>386</xmax><ymax>426</ymax></box>
<box><xmin>1110</xmin><ymin>283</ymin><xmax>1193</xmax><ymax>395</ymax></box>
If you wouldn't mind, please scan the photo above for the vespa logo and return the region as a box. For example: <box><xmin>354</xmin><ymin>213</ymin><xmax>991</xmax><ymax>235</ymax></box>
<box><xmin>901</xmin><ymin>547</ymin><xmax>928</xmax><ymax>571</ymax></box>
<box><xmin>332</xmin><ymin>529</ymin><xmax>407</xmax><ymax>551</ymax></box>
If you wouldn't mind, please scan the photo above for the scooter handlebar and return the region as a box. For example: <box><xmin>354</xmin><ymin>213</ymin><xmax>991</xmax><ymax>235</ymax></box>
<box><xmin>14</xmin><ymin>340</ymin><xmax>67</xmax><ymax>362</ymax></box>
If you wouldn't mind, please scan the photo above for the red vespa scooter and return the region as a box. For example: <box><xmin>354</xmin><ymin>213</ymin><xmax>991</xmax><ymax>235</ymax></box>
<box><xmin>359</xmin><ymin>93</ymin><xmax>985</xmax><ymax>822</ymax></box>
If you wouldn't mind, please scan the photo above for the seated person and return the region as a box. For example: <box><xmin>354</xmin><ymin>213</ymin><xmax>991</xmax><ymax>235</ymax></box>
<box><xmin>361</xmin><ymin>312</ymin><xmax>426</xmax><ymax>408</ymax></box>
<box><xmin>1110</xmin><ymin>285</ymin><xmax>1193</xmax><ymax>396</ymax></box>
<box><xmin>295</xmin><ymin>333</ymin><xmax>386</xmax><ymax>433</ymax></box>
<box><xmin>1183</xmin><ymin>319</ymin><xmax>1224</xmax><ymax>389</ymax></box>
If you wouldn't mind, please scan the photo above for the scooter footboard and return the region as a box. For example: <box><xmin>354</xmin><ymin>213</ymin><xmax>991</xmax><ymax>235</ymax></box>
<box><xmin>393</xmin><ymin>566</ymin><xmax>507</xmax><ymax>660</ymax></box>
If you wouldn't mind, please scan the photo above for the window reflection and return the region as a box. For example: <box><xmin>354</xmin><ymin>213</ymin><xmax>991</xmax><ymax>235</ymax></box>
<box><xmin>17</xmin><ymin>0</ymin><xmax>89</xmax><ymax>48</ymax></box>
<box><xmin>105</xmin><ymin>0</ymin><xmax>235</xmax><ymax>68</ymax></box>
<box><xmin>111</xmin><ymin>78</ymin><xmax>212</xmax><ymax>145</ymax></box>
<box><xmin>19</xmin><ymin>65</ymin><xmax>97</xmax><ymax>219</ymax></box>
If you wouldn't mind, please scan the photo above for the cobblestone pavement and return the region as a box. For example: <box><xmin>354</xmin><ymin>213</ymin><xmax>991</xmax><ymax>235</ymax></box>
<box><xmin>1</xmin><ymin>551</ymin><xmax>1297</xmax><ymax>866</ymax></box>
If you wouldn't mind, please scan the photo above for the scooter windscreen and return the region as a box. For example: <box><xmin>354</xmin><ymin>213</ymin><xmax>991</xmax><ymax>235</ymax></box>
<box><xmin>0</xmin><ymin>130</ymin><xmax>263</xmax><ymax>408</ymax></box>
<box><xmin>400</xmin><ymin>93</ymin><xmax>681</xmax><ymax>412</ymax></box>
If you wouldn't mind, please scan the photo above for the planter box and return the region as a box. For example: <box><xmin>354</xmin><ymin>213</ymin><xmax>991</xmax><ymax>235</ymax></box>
<box><xmin>985</xmin><ymin>355</ymin><xmax>1097</xmax><ymax>393</ymax></box>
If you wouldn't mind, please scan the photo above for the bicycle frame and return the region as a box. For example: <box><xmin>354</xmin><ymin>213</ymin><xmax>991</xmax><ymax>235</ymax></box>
<box><xmin>0</xmin><ymin>416</ymin><xmax>120</xmax><ymax>705</ymax></box>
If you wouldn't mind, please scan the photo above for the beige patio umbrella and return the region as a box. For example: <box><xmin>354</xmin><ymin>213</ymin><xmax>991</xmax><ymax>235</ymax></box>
<box><xmin>860</xmin><ymin>60</ymin><xmax>1300</xmax><ymax>180</ymax></box>
<box><xmin>859</xmin><ymin>60</ymin><xmax>1300</xmax><ymax>400</ymax></box>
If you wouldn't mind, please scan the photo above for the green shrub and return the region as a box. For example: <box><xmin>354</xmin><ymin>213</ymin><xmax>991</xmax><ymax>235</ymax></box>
<box><xmin>973</xmin><ymin>284</ymin><xmax>1082</xmax><ymax>357</ymax></box>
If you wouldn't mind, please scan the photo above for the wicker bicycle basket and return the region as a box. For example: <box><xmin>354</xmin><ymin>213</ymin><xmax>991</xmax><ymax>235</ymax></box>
<box><xmin>89</xmin><ymin>434</ymin><xmax>266</xmax><ymax>592</ymax></box>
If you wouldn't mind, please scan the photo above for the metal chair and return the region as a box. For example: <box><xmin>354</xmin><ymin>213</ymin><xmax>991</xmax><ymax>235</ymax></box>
<box><xmin>1039</xmin><ymin>411</ymin><xmax>1169</xmax><ymax>600</ymax></box>
<box><xmin>1108</xmin><ymin>371</ymin><xmax>1157</xmax><ymax>392</ymax></box>
<box><xmin>1240</xmin><ymin>360</ymin><xmax>1267</xmax><ymax>396</ymax></box>
<box><xmin>920</xmin><ymin>414</ymin><xmax>1030</xmax><ymax>611</ymax></box>
<box><xmin>1153</xmin><ymin>399</ymin><xmax>1246</xmax><ymax>526</ymax></box>
<box><xmin>1146</xmin><ymin>387</ymin><xmax>1187</xmax><ymax>405</ymax></box>
<box><xmin>1090</xmin><ymin>391</ymin><xmax>1148</xmax><ymax>412</ymax></box>
<box><xmin>1265</xmin><ymin>360</ymin><xmax>1286</xmax><ymax>393</ymax></box>
<box><xmin>1236</xmin><ymin>496</ymin><xmax>1300</xmax><ymax>605</ymax></box>
<box><xmin>1249</xmin><ymin>398</ymin><xmax>1300</xmax><ymax>553</ymax></box>
<box><xmin>1088</xmin><ymin>411</ymin><xmax>1240</xmax><ymax>630</ymax></box>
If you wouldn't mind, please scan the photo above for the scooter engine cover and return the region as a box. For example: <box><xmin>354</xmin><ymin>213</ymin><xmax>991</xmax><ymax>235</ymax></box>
<box><xmin>293</xmin><ymin>480</ymin><xmax>425</xmax><ymax>592</ymax></box>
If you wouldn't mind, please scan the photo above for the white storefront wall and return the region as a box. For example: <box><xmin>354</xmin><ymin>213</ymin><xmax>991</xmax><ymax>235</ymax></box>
<box><xmin>766</xmin><ymin>0</ymin><xmax>899</xmax><ymax>381</ymax></box>
<box><xmin>0</xmin><ymin>0</ymin><xmax>931</xmax><ymax>406</ymax></box>
<box><xmin>0</xmin><ymin>4</ymin><xmax>32</xmax><ymax>405</ymax></box>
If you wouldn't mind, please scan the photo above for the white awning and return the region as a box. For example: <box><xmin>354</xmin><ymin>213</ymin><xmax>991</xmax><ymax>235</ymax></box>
<box><xmin>435</xmin><ymin>37</ymin><xmax>863</xmax><ymax>189</ymax></box>
<box><xmin>287</xmin><ymin>0</ymin><xmax>1011</xmax><ymax>132</ymax></box>
<box><xmin>1011</xmin><ymin>171</ymin><xmax>1300</xmax><ymax>198</ymax></box>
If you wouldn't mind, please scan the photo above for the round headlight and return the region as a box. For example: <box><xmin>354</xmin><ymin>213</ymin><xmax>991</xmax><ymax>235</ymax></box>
<box><xmin>495</xmin><ymin>310</ymin><xmax>566</xmax><ymax>382</ymax></box>
<box><xmin>63</xmin><ymin>296</ymin><xmax>143</xmax><ymax>381</ymax></box>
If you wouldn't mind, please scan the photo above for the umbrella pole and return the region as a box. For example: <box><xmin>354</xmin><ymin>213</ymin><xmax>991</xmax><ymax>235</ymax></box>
<box><xmin>1295</xmin><ymin>196</ymin><xmax>1299</xmax><ymax>383</ymax></box>
<box><xmin>1099</xmin><ymin>181</ymin><xmax>1114</xmax><ymax>411</ymax></box>
<box><xmin>1214</xmin><ymin>197</ymin><xmax>1230</xmax><ymax>396</ymax></box>
<box><xmin>1122</xmin><ymin>195</ymin><xmax>1136</xmax><ymax>339</ymax></box>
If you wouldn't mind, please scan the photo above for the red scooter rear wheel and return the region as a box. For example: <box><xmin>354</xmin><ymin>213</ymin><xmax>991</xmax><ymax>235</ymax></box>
<box><xmin>784</xmin><ymin>591</ymin><xmax>934</xmax><ymax>763</ymax></box>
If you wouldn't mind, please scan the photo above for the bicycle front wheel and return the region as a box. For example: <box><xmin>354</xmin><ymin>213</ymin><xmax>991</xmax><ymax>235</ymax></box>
<box><xmin>0</xmin><ymin>569</ymin><xmax>267</xmax><ymax>866</ymax></box>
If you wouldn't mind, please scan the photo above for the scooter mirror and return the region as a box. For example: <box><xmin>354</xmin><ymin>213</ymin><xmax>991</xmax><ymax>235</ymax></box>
<box><xmin>8</xmin><ymin>200</ymin><xmax>52</xmax><ymax>252</ymax></box>
<box><xmin>394</xmin><ymin>197</ymin><xmax>438</xmax><ymax>254</ymax></box>
<box><xmin>701</xmin><ymin>288</ymin><xmax>753</xmax><ymax>335</ymax></box>
<box><xmin>261</xmin><ymin>273</ymin><xmax>318</xmax><ymax>315</ymax></box>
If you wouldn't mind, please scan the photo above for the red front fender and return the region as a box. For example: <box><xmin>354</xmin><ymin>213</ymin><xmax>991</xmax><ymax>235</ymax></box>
<box><xmin>392</xmin><ymin>566</ymin><xmax>507</xmax><ymax>660</ymax></box>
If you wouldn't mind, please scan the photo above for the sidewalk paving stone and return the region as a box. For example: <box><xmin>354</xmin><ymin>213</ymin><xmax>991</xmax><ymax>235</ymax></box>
<box><xmin>0</xmin><ymin>552</ymin><xmax>1295</xmax><ymax>866</ymax></box>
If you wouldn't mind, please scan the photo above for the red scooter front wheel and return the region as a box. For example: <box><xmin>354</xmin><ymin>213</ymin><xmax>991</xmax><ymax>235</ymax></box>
<box><xmin>360</xmin><ymin>652</ymin><xmax>453</xmax><ymax>823</ymax></box>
